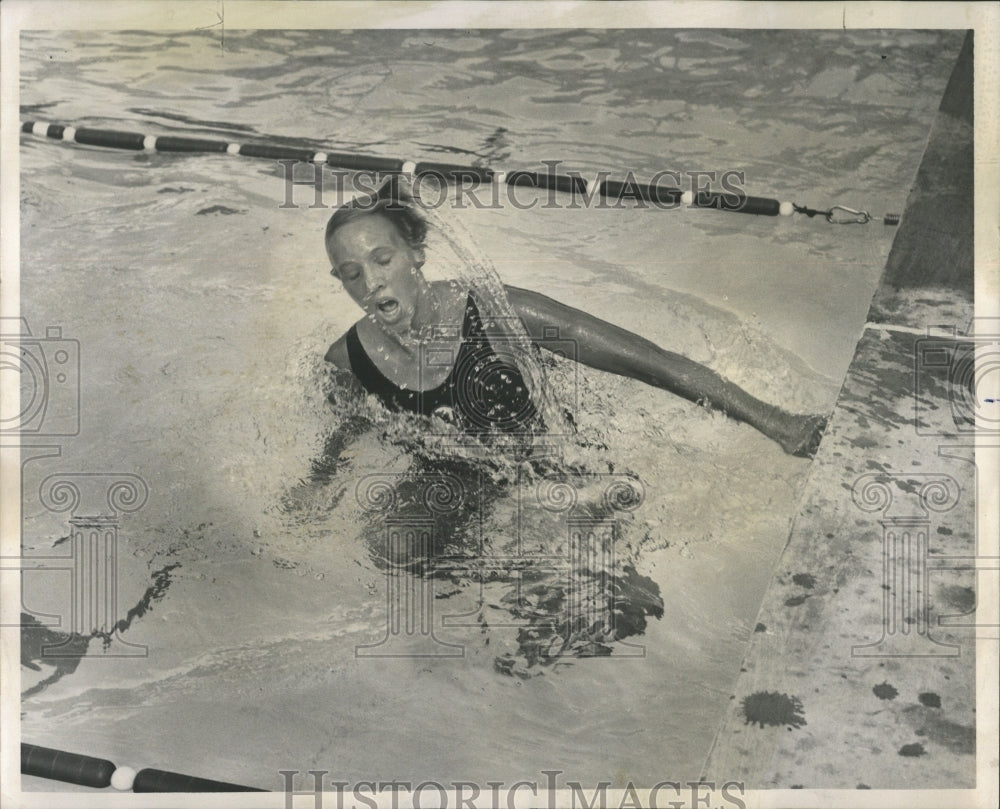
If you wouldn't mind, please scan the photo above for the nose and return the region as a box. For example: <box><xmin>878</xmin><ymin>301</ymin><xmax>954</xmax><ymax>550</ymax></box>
<box><xmin>363</xmin><ymin>261</ymin><xmax>392</xmax><ymax>294</ymax></box>
<box><xmin>360</xmin><ymin>266</ymin><xmax>387</xmax><ymax>301</ymax></box>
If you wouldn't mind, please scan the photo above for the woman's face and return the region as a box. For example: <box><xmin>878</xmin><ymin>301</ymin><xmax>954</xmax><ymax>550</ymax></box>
<box><xmin>327</xmin><ymin>214</ymin><xmax>427</xmax><ymax>334</ymax></box>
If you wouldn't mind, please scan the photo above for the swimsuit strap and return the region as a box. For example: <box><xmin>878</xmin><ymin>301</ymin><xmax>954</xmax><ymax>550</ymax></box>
<box><xmin>445</xmin><ymin>296</ymin><xmax>540</xmax><ymax>432</ymax></box>
<box><xmin>443</xmin><ymin>295</ymin><xmax>488</xmax><ymax>380</ymax></box>
<box><xmin>344</xmin><ymin>324</ymin><xmax>403</xmax><ymax>402</ymax></box>
<box><xmin>460</xmin><ymin>294</ymin><xmax>484</xmax><ymax>338</ymax></box>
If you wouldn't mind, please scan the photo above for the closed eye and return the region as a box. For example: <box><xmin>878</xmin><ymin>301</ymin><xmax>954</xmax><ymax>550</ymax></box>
<box><xmin>338</xmin><ymin>263</ymin><xmax>362</xmax><ymax>281</ymax></box>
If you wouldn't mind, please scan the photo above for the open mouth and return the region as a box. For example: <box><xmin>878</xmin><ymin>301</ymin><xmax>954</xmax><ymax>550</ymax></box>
<box><xmin>375</xmin><ymin>297</ymin><xmax>400</xmax><ymax>318</ymax></box>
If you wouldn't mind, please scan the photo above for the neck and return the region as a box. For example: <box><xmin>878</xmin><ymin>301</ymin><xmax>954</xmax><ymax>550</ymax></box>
<box><xmin>411</xmin><ymin>281</ymin><xmax>443</xmax><ymax>331</ymax></box>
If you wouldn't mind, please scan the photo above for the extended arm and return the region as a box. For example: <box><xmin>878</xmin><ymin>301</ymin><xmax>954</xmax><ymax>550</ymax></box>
<box><xmin>504</xmin><ymin>285</ymin><xmax>825</xmax><ymax>456</ymax></box>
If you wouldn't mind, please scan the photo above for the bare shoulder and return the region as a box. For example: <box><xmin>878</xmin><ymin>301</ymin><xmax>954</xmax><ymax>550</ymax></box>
<box><xmin>431</xmin><ymin>280</ymin><xmax>473</xmax><ymax>314</ymax></box>
<box><xmin>324</xmin><ymin>331</ymin><xmax>352</xmax><ymax>368</ymax></box>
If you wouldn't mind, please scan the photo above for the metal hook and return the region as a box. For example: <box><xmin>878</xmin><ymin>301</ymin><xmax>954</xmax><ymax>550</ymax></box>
<box><xmin>826</xmin><ymin>205</ymin><xmax>871</xmax><ymax>225</ymax></box>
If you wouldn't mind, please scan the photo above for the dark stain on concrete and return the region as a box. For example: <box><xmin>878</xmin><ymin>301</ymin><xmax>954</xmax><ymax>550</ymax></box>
<box><xmin>919</xmin><ymin>692</ymin><xmax>942</xmax><ymax>708</ymax></box>
<box><xmin>939</xmin><ymin>584</ymin><xmax>975</xmax><ymax>613</ymax></box>
<box><xmin>873</xmin><ymin>681</ymin><xmax>899</xmax><ymax>700</ymax></box>
<box><xmin>925</xmin><ymin>716</ymin><xmax>975</xmax><ymax>755</ymax></box>
<box><xmin>784</xmin><ymin>595</ymin><xmax>810</xmax><ymax>607</ymax></box>
<box><xmin>899</xmin><ymin>743</ymin><xmax>926</xmax><ymax>757</ymax></box>
<box><xmin>740</xmin><ymin>691</ymin><xmax>806</xmax><ymax>729</ymax></box>
<box><xmin>904</xmin><ymin>705</ymin><xmax>975</xmax><ymax>755</ymax></box>
<box><xmin>792</xmin><ymin>573</ymin><xmax>816</xmax><ymax>589</ymax></box>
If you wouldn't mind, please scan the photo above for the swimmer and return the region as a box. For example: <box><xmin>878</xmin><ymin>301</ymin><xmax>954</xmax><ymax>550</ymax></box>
<box><xmin>323</xmin><ymin>179</ymin><xmax>828</xmax><ymax>457</ymax></box>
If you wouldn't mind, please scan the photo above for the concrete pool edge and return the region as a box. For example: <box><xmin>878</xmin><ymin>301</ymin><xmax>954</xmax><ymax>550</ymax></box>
<box><xmin>701</xmin><ymin>31</ymin><xmax>977</xmax><ymax>789</ymax></box>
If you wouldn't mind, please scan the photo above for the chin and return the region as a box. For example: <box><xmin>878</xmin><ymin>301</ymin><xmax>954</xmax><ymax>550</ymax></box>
<box><xmin>372</xmin><ymin>308</ymin><xmax>413</xmax><ymax>333</ymax></box>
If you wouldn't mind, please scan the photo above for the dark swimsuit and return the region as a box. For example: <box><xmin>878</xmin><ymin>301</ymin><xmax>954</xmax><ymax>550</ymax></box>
<box><xmin>345</xmin><ymin>295</ymin><xmax>539</xmax><ymax>434</ymax></box>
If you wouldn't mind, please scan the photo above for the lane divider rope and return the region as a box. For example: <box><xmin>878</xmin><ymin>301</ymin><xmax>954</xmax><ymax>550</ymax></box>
<box><xmin>21</xmin><ymin>119</ymin><xmax>899</xmax><ymax>224</ymax></box>
<box><xmin>21</xmin><ymin>742</ymin><xmax>265</xmax><ymax>793</ymax></box>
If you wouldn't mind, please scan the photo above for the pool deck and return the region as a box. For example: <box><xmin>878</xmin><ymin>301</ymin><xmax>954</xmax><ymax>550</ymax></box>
<box><xmin>702</xmin><ymin>32</ymin><xmax>982</xmax><ymax>789</ymax></box>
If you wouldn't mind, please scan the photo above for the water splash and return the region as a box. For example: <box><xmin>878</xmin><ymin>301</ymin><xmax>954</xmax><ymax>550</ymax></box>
<box><xmin>413</xmin><ymin>177</ymin><xmax>575</xmax><ymax>455</ymax></box>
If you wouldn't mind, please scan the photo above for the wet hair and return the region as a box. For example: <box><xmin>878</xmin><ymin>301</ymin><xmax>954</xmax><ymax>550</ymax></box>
<box><xmin>325</xmin><ymin>175</ymin><xmax>428</xmax><ymax>266</ymax></box>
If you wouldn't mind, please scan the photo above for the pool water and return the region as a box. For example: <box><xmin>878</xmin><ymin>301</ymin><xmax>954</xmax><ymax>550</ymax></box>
<box><xmin>17</xmin><ymin>28</ymin><xmax>963</xmax><ymax>789</ymax></box>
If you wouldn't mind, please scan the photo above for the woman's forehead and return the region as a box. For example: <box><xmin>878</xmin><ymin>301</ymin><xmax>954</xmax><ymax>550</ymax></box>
<box><xmin>328</xmin><ymin>214</ymin><xmax>403</xmax><ymax>254</ymax></box>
